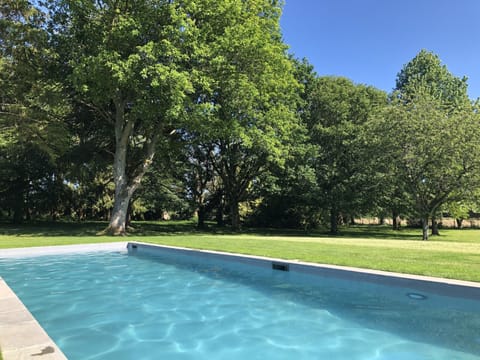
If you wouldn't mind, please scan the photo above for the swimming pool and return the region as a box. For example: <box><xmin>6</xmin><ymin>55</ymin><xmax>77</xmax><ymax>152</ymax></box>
<box><xmin>0</xmin><ymin>243</ymin><xmax>479</xmax><ymax>359</ymax></box>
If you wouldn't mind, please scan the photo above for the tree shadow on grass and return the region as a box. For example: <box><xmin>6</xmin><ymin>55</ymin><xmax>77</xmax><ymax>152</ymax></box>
<box><xmin>0</xmin><ymin>220</ymin><xmax>423</xmax><ymax>241</ymax></box>
<box><xmin>0</xmin><ymin>221</ymin><xmax>108</xmax><ymax>237</ymax></box>
<box><xmin>135</xmin><ymin>222</ymin><xmax>425</xmax><ymax>241</ymax></box>
<box><xmin>0</xmin><ymin>220</ymin><xmax>204</xmax><ymax>237</ymax></box>
<box><xmin>334</xmin><ymin>226</ymin><xmax>423</xmax><ymax>241</ymax></box>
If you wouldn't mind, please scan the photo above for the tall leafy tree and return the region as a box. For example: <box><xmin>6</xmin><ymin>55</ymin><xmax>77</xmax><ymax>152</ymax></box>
<box><xmin>0</xmin><ymin>0</ymin><xmax>70</xmax><ymax>154</ymax></box>
<box><xmin>377</xmin><ymin>90</ymin><xmax>480</xmax><ymax>240</ymax></box>
<box><xmin>43</xmin><ymin>0</ymin><xmax>199</xmax><ymax>234</ymax></box>
<box><xmin>41</xmin><ymin>0</ymin><xmax>300</xmax><ymax>233</ymax></box>
<box><xmin>395</xmin><ymin>49</ymin><xmax>470</xmax><ymax>109</ymax></box>
<box><xmin>250</xmin><ymin>58</ymin><xmax>318</xmax><ymax>229</ymax></box>
<box><xmin>186</xmin><ymin>0</ymin><xmax>302</xmax><ymax>230</ymax></box>
<box><xmin>385</xmin><ymin>50</ymin><xmax>478</xmax><ymax>239</ymax></box>
<box><xmin>307</xmin><ymin>77</ymin><xmax>387</xmax><ymax>233</ymax></box>
<box><xmin>0</xmin><ymin>1</ymin><xmax>71</xmax><ymax>222</ymax></box>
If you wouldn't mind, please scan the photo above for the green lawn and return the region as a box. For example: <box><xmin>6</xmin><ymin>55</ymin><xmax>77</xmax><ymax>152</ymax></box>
<box><xmin>0</xmin><ymin>221</ymin><xmax>479</xmax><ymax>282</ymax></box>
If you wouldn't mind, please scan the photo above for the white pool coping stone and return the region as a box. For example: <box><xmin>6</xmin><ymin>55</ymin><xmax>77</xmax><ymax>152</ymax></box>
<box><xmin>1</xmin><ymin>241</ymin><xmax>479</xmax><ymax>359</ymax></box>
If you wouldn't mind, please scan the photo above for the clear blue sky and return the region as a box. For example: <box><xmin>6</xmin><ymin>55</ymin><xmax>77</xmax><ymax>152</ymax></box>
<box><xmin>280</xmin><ymin>0</ymin><xmax>480</xmax><ymax>99</ymax></box>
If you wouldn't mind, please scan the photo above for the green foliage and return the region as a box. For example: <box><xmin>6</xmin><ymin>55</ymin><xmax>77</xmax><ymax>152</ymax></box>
<box><xmin>4</xmin><ymin>1</ymin><xmax>480</xmax><ymax>241</ymax></box>
<box><xmin>249</xmin><ymin>160</ymin><xmax>319</xmax><ymax>229</ymax></box>
<box><xmin>0</xmin><ymin>1</ymin><xmax>71</xmax><ymax>159</ymax></box>
<box><xmin>0</xmin><ymin>141</ymin><xmax>58</xmax><ymax>222</ymax></box>
<box><xmin>184</xmin><ymin>0</ymin><xmax>302</xmax><ymax>229</ymax></box>
<box><xmin>370</xmin><ymin>50</ymin><xmax>479</xmax><ymax>239</ymax></box>
<box><xmin>247</xmin><ymin>58</ymin><xmax>318</xmax><ymax>229</ymax></box>
<box><xmin>376</xmin><ymin>89</ymin><xmax>480</xmax><ymax>239</ymax></box>
<box><xmin>59</xmin><ymin>0</ymin><xmax>193</xmax><ymax>121</ymax></box>
<box><xmin>395</xmin><ymin>49</ymin><xmax>470</xmax><ymax>109</ymax></box>
<box><xmin>0</xmin><ymin>1</ymin><xmax>73</xmax><ymax>222</ymax></box>
<box><xmin>306</xmin><ymin>76</ymin><xmax>387</xmax><ymax>232</ymax></box>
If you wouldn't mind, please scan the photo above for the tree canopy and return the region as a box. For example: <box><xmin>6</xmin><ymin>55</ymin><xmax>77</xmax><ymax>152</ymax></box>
<box><xmin>306</xmin><ymin>76</ymin><xmax>387</xmax><ymax>233</ymax></box>
<box><xmin>395</xmin><ymin>49</ymin><xmax>470</xmax><ymax>109</ymax></box>
<box><xmin>2</xmin><ymin>6</ymin><xmax>480</xmax><ymax>243</ymax></box>
<box><xmin>376</xmin><ymin>50</ymin><xmax>479</xmax><ymax>239</ymax></box>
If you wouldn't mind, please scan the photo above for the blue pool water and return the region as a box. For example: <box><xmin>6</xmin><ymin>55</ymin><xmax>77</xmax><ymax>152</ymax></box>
<box><xmin>0</xmin><ymin>246</ymin><xmax>479</xmax><ymax>360</ymax></box>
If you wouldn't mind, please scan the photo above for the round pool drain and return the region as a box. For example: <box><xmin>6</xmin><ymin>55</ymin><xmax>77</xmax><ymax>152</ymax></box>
<box><xmin>407</xmin><ymin>292</ymin><xmax>427</xmax><ymax>300</ymax></box>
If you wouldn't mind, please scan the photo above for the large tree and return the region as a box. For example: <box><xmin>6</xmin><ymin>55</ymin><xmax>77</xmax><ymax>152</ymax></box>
<box><xmin>0</xmin><ymin>0</ymin><xmax>70</xmax><ymax>153</ymax></box>
<box><xmin>384</xmin><ymin>50</ymin><xmax>479</xmax><ymax>239</ymax></box>
<box><xmin>43</xmin><ymin>0</ymin><xmax>208</xmax><ymax>234</ymax></box>
<box><xmin>41</xmin><ymin>0</ymin><xmax>299</xmax><ymax>234</ymax></box>
<box><xmin>251</xmin><ymin>58</ymin><xmax>320</xmax><ymax>230</ymax></box>
<box><xmin>395</xmin><ymin>49</ymin><xmax>470</xmax><ymax>109</ymax></box>
<box><xmin>307</xmin><ymin>77</ymin><xmax>387</xmax><ymax>233</ymax></box>
<box><xmin>0</xmin><ymin>1</ymin><xmax>71</xmax><ymax>222</ymax></box>
<box><xmin>377</xmin><ymin>90</ymin><xmax>480</xmax><ymax>240</ymax></box>
<box><xmin>185</xmin><ymin>0</ymin><xmax>302</xmax><ymax>230</ymax></box>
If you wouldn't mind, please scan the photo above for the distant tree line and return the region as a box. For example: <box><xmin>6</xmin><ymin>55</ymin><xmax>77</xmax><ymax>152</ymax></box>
<box><xmin>2</xmin><ymin>1</ymin><xmax>480</xmax><ymax>239</ymax></box>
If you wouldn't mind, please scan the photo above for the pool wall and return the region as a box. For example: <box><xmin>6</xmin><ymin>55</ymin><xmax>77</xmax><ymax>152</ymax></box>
<box><xmin>127</xmin><ymin>241</ymin><xmax>480</xmax><ymax>300</ymax></box>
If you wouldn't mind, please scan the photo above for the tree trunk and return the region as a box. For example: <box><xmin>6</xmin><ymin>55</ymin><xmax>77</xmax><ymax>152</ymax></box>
<box><xmin>106</xmin><ymin>137</ymin><xmax>132</xmax><ymax>234</ymax></box>
<box><xmin>456</xmin><ymin>218</ymin><xmax>463</xmax><ymax>229</ymax></box>
<box><xmin>126</xmin><ymin>199</ymin><xmax>133</xmax><ymax>229</ymax></box>
<box><xmin>230</xmin><ymin>200</ymin><xmax>241</xmax><ymax>231</ymax></box>
<box><xmin>392</xmin><ymin>209</ymin><xmax>400</xmax><ymax>230</ymax></box>
<box><xmin>421</xmin><ymin>217</ymin><xmax>429</xmax><ymax>241</ymax></box>
<box><xmin>197</xmin><ymin>206</ymin><xmax>206</xmax><ymax>229</ymax></box>
<box><xmin>330</xmin><ymin>208</ymin><xmax>338</xmax><ymax>235</ymax></box>
<box><xmin>107</xmin><ymin>187</ymin><xmax>131</xmax><ymax>235</ymax></box>
<box><xmin>216</xmin><ymin>205</ymin><xmax>224</xmax><ymax>226</ymax></box>
<box><xmin>13</xmin><ymin>206</ymin><xmax>23</xmax><ymax>224</ymax></box>
<box><xmin>12</xmin><ymin>184</ymin><xmax>24</xmax><ymax>224</ymax></box>
<box><xmin>379</xmin><ymin>216</ymin><xmax>385</xmax><ymax>225</ymax></box>
<box><xmin>106</xmin><ymin>99</ymin><xmax>131</xmax><ymax>235</ymax></box>
<box><xmin>431</xmin><ymin>215</ymin><xmax>440</xmax><ymax>236</ymax></box>
<box><xmin>105</xmin><ymin>97</ymin><xmax>156</xmax><ymax>235</ymax></box>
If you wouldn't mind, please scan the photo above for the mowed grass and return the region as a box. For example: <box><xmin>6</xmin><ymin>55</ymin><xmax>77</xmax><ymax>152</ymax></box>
<box><xmin>0</xmin><ymin>221</ymin><xmax>479</xmax><ymax>282</ymax></box>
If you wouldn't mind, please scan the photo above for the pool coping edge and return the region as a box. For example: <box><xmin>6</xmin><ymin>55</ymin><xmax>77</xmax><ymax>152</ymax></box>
<box><xmin>0</xmin><ymin>278</ymin><xmax>68</xmax><ymax>360</ymax></box>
